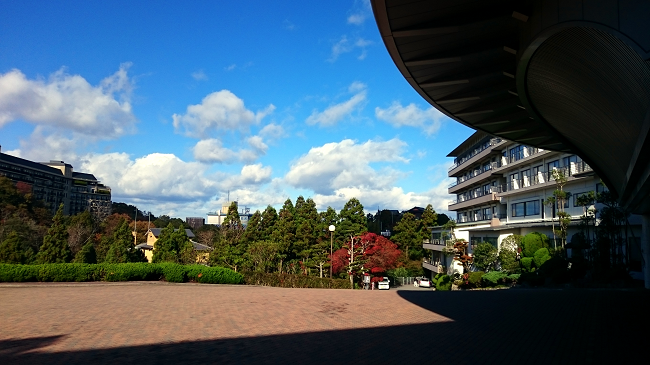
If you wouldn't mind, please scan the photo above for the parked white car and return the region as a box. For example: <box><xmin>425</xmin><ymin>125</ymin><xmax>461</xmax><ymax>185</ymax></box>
<box><xmin>378</xmin><ymin>277</ymin><xmax>390</xmax><ymax>290</ymax></box>
<box><xmin>414</xmin><ymin>277</ymin><xmax>431</xmax><ymax>288</ymax></box>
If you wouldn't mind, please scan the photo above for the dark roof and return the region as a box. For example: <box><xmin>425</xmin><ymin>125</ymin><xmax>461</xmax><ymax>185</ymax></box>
<box><xmin>447</xmin><ymin>130</ymin><xmax>490</xmax><ymax>157</ymax></box>
<box><xmin>0</xmin><ymin>153</ymin><xmax>63</xmax><ymax>175</ymax></box>
<box><xmin>72</xmin><ymin>172</ymin><xmax>98</xmax><ymax>181</ymax></box>
<box><xmin>190</xmin><ymin>240</ymin><xmax>212</xmax><ymax>251</ymax></box>
<box><xmin>135</xmin><ymin>243</ymin><xmax>153</xmax><ymax>250</ymax></box>
<box><xmin>149</xmin><ymin>228</ymin><xmax>195</xmax><ymax>238</ymax></box>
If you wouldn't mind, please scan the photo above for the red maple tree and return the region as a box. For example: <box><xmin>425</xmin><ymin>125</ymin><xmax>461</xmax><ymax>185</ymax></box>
<box><xmin>331</xmin><ymin>233</ymin><xmax>401</xmax><ymax>282</ymax></box>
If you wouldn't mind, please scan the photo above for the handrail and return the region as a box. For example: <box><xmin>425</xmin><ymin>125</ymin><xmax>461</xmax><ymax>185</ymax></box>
<box><xmin>448</xmin><ymin>137</ymin><xmax>502</xmax><ymax>172</ymax></box>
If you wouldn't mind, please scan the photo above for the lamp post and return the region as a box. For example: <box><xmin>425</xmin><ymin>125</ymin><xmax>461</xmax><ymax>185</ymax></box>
<box><xmin>329</xmin><ymin>224</ymin><xmax>335</xmax><ymax>279</ymax></box>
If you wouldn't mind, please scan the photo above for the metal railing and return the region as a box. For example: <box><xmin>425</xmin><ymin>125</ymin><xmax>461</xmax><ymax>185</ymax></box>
<box><xmin>450</xmin><ymin>187</ymin><xmax>497</xmax><ymax>205</ymax></box>
<box><xmin>496</xmin><ymin>162</ymin><xmax>592</xmax><ymax>193</ymax></box>
<box><xmin>449</xmin><ymin>138</ymin><xmax>502</xmax><ymax>172</ymax></box>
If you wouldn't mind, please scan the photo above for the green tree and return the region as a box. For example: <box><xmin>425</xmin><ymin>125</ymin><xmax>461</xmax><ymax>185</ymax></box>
<box><xmin>498</xmin><ymin>234</ymin><xmax>521</xmax><ymax>273</ymax></box>
<box><xmin>152</xmin><ymin>223</ymin><xmax>194</xmax><ymax>264</ymax></box>
<box><xmin>472</xmin><ymin>242</ymin><xmax>498</xmax><ymax>271</ymax></box>
<box><xmin>73</xmin><ymin>242</ymin><xmax>97</xmax><ymax>264</ymax></box>
<box><xmin>35</xmin><ymin>204</ymin><xmax>71</xmax><ymax>264</ymax></box>
<box><xmin>270</xmin><ymin>199</ymin><xmax>296</xmax><ymax>271</ymax></box>
<box><xmin>260</xmin><ymin>205</ymin><xmax>278</xmax><ymax>241</ymax></box>
<box><xmin>105</xmin><ymin>219</ymin><xmax>146</xmax><ymax>263</ymax></box>
<box><xmin>246</xmin><ymin>240</ymin><xmax>281</xmax><ymax>272</ymax></box>
<box><xmin>418</xmin><ymin>204</ymin><xmax>438</xmax><ymax>242</ymax></box>
<box><xmin>241</xmin><ymin>210</ymin><xmax>263</xmax><ymax>244</ymax></box>
<box><xmin>392</xmin><ymin>212</ymin><xmax>420</xmax><ymax>259</ymax></box>
<box><xmin>210</xmin><ymin>202</ymin><xmax>248</xmax><ymax>271</ymax></box>
<box><xmin>67</xmin><ymin>211</ymin><xmax>95</xmax><ymax>256</ymax></box>
<box><xmin>0</xmin><ymin>231</ymin><xmax>27</xmax><ymax>264</ymax></box>
<box><xmin>337</xmin><ymin>198</ymin><xmax>367</xmax><ymax>246</ymax></box>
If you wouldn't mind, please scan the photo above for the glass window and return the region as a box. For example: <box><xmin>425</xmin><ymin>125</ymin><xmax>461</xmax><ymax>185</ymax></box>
<box><xmin>547</xmin><ymin>160</ymin><xmax>559</xmax><ymax>171</ymax></box>
<box><xmin>512</xmin><ymin>202</ymin><xmax>525</xmax><ymax>217</ymax></box>
<box><xmin>525</xmin><ymin>200</ymin><xmax>540</xmax><ymax>215</ymax></box>
<box><xmin>483</xmin><ymin>207</ymin><xmax>491</xmax><ymax>220</ymax></box>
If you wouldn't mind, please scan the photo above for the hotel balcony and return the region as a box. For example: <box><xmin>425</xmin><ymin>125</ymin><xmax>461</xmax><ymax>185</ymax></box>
<box><xmin>492</xmin><ymin>147</ymin><xmax>552</xmax><ymax>173</ymax></box>
<box><xmin>448</xmin><ymin>138</ymin><xmax>505</xmax><ymax>176</ymax></box>
<box><xmin>448</xmin><ymin>161</ymin><xmax>499</xmax><ymax>194</ymax></box>
<box><xmin>495</xmin><ymin>162</ymin><xmax>592</xmax><ymax>197</ymax></box>
<box><xmin>423</xmin><ymin>238</ymin><xmax>454</xmax><ymax>252</ymax></box>
<box><xmin>449</xmin><ymin>191</ymin><xmax>499</xmax><ymax>211</ymax></box>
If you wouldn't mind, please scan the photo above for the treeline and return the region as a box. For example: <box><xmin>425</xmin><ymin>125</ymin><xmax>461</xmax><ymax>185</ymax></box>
<box><xmin>0</xmin><ymin>176</ymin><xmax>442</xmax><ymax>279</ymax></box>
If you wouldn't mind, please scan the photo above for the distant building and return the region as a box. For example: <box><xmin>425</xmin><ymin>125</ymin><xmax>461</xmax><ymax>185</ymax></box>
<box><xmin>185</xmin><ymin>217</ymin><xmax>205</xmax><ymax>230</ymax></box>
<box><xmin>207</xmin><ymin>201</ymin><xmax>252</xmax><ymax>226</ymax></box>
<box><xmin>0</xmin><ymin>146</ymin><xmax>111</xmax><ymax>217</ymax></box>
<box><xmin>136</xmin><ymin>228</ymin><xmax>213</xmax><ymax>263</ymax></box>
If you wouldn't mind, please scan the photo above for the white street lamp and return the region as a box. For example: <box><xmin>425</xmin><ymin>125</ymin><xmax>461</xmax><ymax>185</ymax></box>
<box><xmin>329</xmin><ymin>224</ymin><xmax>335</xmax><ymax>279</ymax></box>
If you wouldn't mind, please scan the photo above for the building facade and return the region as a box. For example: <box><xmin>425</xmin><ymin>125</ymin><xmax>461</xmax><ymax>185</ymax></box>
<box><xmin>422</xmin><ymin>131</ymin><xmax>634</xmax><ymax>275</ymax></box>
<box><xmin>0</xmin><ymin>147</ymin><xmax>111</xmax><ymax>217</ymax></box>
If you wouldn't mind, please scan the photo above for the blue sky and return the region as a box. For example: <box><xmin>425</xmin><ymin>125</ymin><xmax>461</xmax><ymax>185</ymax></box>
<box><xmin>0</xmin><ymin>0</ymin><xmax>473</xmax><ymax>218</ymax></box>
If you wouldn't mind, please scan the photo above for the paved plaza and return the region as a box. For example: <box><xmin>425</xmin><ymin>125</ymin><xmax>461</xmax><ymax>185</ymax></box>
<box><xmin>0</xmin><ymin>282</ymin><xmax>648</xmax><ymax>364</ymax></box>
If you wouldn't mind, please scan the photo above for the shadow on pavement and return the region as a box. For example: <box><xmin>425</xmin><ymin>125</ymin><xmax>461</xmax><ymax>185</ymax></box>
<box><xmin>1</xmin><ymin>290</ymin><xmax>647</xmax><ymax>364</ymax></box>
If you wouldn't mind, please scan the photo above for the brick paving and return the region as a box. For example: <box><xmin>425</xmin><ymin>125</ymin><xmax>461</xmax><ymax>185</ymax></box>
<box><xmin>0</xmin><ymin>282</ymin><xmax>648</xmax><ymax>364</ymax></box>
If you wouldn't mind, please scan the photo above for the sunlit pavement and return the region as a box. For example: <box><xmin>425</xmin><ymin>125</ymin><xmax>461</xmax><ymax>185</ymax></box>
<box><xmin>0</xmin><ymin>282</ymin><xmax>647</xmax><ymax>364</ymax></box>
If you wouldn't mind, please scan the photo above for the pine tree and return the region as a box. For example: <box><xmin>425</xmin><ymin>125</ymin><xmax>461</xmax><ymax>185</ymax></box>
<box><xmin>0</xmin><ymin>231</ymin><xmax>27</xmax><ymax>264</ymax></box>
<box><xmin>106</xmin><ymin>219</ymin><xmax>146</xmax><ymax>263</ymax></box>
<box><xmin>337</xmin><ymin>198</ymin><xmax>367</xmax><ymax>247</ymax></box>
<box><xmin>152</xmin><ymin>223</ymin><xmax>189</xmax><ymax>263</ymax></box>
<box><xmin>260</xmin><ymin>205</ymin><xmax>278</xmax><ymax>241</ymax></box>
<box><xmin>36</xmin><ymin>204</ymin><xmax>71</xmax><ymax>264</ymax></box>
<box><xmin>241</xmin><ymin>210</ymin><xmax>263</xmax><ymax>244</ymax></box>
<box><xmin>392</xmin><ymin>212</ymin><xmax>420</xmax><ymax>259</ymax></box>
<box><xmin>270</xmin><ymin>198</ymin><xmax>296</xmax><ymax>272</ymax></box>
<box><xmin>73</xmin><ymin>242</ymin><xmax>97</xmax><ymax>264</ymax></box>
<box><xmin>418</xmin><ymin>204</ymin><xmax>438</xmax><ymax>241</ymax></box>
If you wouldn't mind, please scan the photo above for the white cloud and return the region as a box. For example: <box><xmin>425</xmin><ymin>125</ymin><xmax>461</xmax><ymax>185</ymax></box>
<box><xmin>81</xmin><ymin>152</ymin><xmax>217</xmax><ymax>201</ymax></box>
<box><xmin>192</xmin><ymin>136</ymin><xmax>270</xmax><ymax>165</ymax></box>
<box><xmin>172</xmin><ymin>90</ymin><xmax>275</xmax><ymax>138</ymax></box>
<box><xmin>347</xmin><ymin>0</ymin><xmax>372</xmax><ymax>25</ymax></box>
<box><xmin>328</xmin><ymin>36</ymin><xmax>372</xmax><ymax>62</ymax></box>
<box><xmin>375</xmin><ymin>102</ymin><xmax>446</xmax><ymax>135</ymax></box>
<box><xmin>191</xmin><ymin>70</ymin><xmax>208</xmax><ymax>81</ymax></box>
<box><xmin>284</xmin><ymin>138</ymin><xmax>408</xmax><ymax>195</ymax></box>
<box><xmin>240</xmin><ymin>163</ymin><xmax>272</xmax><ymax>185</ymax></box>
<box><xmin>347</xmin><ymin>14</ymin><xmax>365</xmax><ymax>25</ymax></box>
<box><xmin>305</xmin><ymin>82</ymin><xmax>367</xmax><ymax>127</ymax></box>
<box><xmin>0</xmin><ymin>64</ymin><xmax>136</xmax><ymax>138</ymax></box>
<box><xmin>225</xmin><ymin>64</ymin><xmax>237</xmax><ymax>71</ymax></box>
<box><xmin>258</xmin><ymin>123</ymin><xmax>286</xmax><ymax>140</ymax></box>
<box><xmin>283</xmin><ymin>19</ymin><xmax>296</xmax><ymax>30</ymax></box>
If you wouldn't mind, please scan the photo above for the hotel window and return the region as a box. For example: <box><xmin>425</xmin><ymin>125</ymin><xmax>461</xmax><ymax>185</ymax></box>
<box><xmin>483</xmin><ymin>207</ymin><xmax>491</xmax><ymax>220</ymax></box>
<box><xmin>512</xmin><ymin>200</ymin><xmax>541</xmax><ymax>217</ymax></box>
<box><xmin>510</xmin><ymin>145</ymin><xmax>524</xmax><ymax>162</ymax></box>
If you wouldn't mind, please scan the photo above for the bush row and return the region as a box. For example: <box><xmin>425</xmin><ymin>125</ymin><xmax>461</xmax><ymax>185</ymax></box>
<box><xmin>0</xmin><ymin>263</ymin><xmax>243</xmax><ymax>284</ymax></box>
<box><xmin>242</xmin><ymin>272</ymin><xmax>352</xmax><ymax>289</ymax></box>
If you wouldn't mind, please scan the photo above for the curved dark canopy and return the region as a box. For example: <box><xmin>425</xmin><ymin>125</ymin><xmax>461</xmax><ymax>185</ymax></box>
<box><xmin>372</xmin><ymin>0</ymin><xmax>650</xmax><ymax>214</ymax></box>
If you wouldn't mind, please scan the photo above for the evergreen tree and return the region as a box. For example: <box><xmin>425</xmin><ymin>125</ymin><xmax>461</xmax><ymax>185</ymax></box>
<box><xmin>260</xmin><ymin>205</ymin><xmax>278</xmax><ymax>241</ymax></box>
<box><xmin>0</xmin><ymin>231</ymin><xmax>27</xmax><ymax>264</ymax></box>
<box><xmin>73</xmin><ymin>242</ymin><xmax>97</xmax><ymax>264</ymax></box>
<box><xmin>241</xmin><ymin>210</ymin><xmax>263</xmax><ymax>244</ymax></box>
<box><xmin>270</xmin><ymin>198</ymin><xmax>296</xmax><ymax>272</ymax></box>
<box><xmin>36</xmin><ymin>204</ymin><xmax>71</xmax><ymax>264</ymax></box>
<box><xmin>337</xmin><ymin>198</ymin><xmax>367</xmax><ymax>247</ymax></box>
<box><xmin>152</xmin><ymin>223</ymin><xmax>191</xmax><ymax>263</ymax></box>
<box><xmin>106</xmin><ymin>219</ymin><xmax>146</xmax><ymax>263</ymax></box>
<box><xmin>418</xmin><ymin>204</ymin><xmax>438</xmax><ymax>242</ymax></box>
<box><xmin>391</xmin><ymin>212</ymin><xmax>420</xmax><ymax>259</ymax></box>
<box><xmin>210</xmin><ymin>202</ymin><xmax>247</xmax><ymax>271</ymax></box>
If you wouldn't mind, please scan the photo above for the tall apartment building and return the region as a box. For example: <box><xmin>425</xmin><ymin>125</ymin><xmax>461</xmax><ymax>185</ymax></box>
<box><xmin>423</xmin><ymin>131</ymin><xmax>627</xmax><ymax>275</ymax></box>
<box><xmin>0</xmin><ymin>147</ymin><xmax>111</xmax><ymax>217</ymax></box>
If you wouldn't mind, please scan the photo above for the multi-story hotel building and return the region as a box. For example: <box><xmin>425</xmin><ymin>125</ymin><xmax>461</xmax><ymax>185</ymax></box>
<box><xmin>0</xmin><ymin>146</ymin><xmax>112</xmax><ymax>217</ymax></box>
<box><xmin>423</xmin><ymin>131</ymin><xmax>616</xmax><ymax>275</ymax></box>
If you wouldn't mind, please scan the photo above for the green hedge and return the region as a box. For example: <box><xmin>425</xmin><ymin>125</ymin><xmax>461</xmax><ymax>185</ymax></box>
<box><xmin>436</xmin><ymin>275</ymin><xmax>452</xmax><ymax>291</ymax></box>
<box><xmin>242</xmin><ymin>272</ymin><xmax>352</xmax><ymax>289</ymax></box>
<box><xmin>0</xmin><ymin>263</ymin><xmax>243</xmax><ymax>284</ymax></box>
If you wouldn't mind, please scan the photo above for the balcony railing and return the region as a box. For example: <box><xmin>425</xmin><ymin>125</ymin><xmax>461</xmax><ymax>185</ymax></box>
<box><xmin>450</xmin><ymin>186</ymin><xmax>497</xmax><ymax>205</ymax></box>
<box><xmin>495</xmin><ymin>162</ymin><xmax>591</xmax><ymax>193</ymax></box>
<box><xmin>449</xmin><ymin>137</ymin><xmax>502</xmax><ymax>172</ymax></box>
<box><xmin>497</xmin><ymin>147</ymin><xmax>544</xmax><ymax>169</ymax></box>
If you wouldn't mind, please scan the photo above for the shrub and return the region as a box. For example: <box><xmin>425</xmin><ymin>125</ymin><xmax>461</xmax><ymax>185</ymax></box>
<box><xmin>242</xmin><ymin>272</ymin><xmax>351</xmax><ymax>289</ymax></box>
<box><xmin>520</xmin><ymin>257</ymin><xmax>534</xmax><ymax>272</ymax></box>
<box><xmin>521</xmin><ymin>232</ymin><xmax>549</xmax><ymax>258</ymax></box>
<box><xmin>468</xmin><ymin>271</ymin><xmax>485</xmax><ymax>288</ymax></box>
<box><xmin>507</xmin><ymin>273</ymin><xmax>520</xmax><ymax>283</ymax></box>
<box><xmin>0</xmin><ymin>263</ymin><xmax>242</xmax><ymax>285</ymax></box>
<box><xmin>436</xmin><ymin>275</ymin><xmax>452</xmax><ymax>291</ymax></box>
<box><xmin>73</xmin><ymin>243</ymin><xmax>97</xmax><ymax>264</ymax></box>
<box><xmin>481</xmin><ymin>271</ymin><xmax>508</xmax><ymax>286</ymax></box>
<box><xmin>472</xmin><ymin>243</ymin><xmax>498</xmax><ymax>271</ymax></box>
<box><xmin>533</xmin><ymin>248</ymin><xmax>551</xmax><ymax>268</ymax></box>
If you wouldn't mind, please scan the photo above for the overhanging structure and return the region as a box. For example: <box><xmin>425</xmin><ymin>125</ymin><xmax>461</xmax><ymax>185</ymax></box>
<box><xmin>371</xmin><ymin>0</ymin><xmax>650</xmax><ymax>215</ymax></box>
